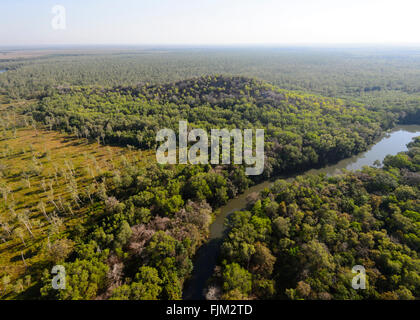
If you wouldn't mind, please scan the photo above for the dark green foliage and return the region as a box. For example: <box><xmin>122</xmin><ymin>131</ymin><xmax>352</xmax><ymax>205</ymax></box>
<box><xmin>110</xmin><ymin>266</ymin><xmax>163</xmax><ymax>300</ymax></box>
<box><xmin>222</xmin><ymin>263</ymin><xmax>252</xmax><ymax>296</ymax></box>
<box><xmin>218</xmin><ymin>137</ymin><xmax>420</xmax><ymax>299</ymax></box>
<box><xmin>39</xmin><ymin>158</ymin><xmax>218</xmax><ymax>300</ymax></box>
<box><xmin>27</xmin><ymin>75</ymin><xmax>403</xmax><ymax>180</ymax></box>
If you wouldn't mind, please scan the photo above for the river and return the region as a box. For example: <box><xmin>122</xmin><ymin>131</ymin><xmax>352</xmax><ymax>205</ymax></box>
<box><xmin>182</xmin><ymin>124</ymin><xmax>420</xmax><ymax>300</ymax></box>
<box><xmin>0</xmin><ymin>69</ymin><xmax>6</xmax><ymax>74</ymax></box>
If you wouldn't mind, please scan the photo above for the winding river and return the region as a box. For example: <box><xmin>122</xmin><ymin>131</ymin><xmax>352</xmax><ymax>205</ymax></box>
<box><xmin>182</xmin><ymin>124</ymin><xmax>420</xmax><ymax>300</ymax></box>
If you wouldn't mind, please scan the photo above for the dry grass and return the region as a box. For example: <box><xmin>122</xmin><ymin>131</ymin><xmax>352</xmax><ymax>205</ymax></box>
<box><xmin>0</xmin><ymin>101</ymin><xmax>154</xmax><ymax>298</ymax></box>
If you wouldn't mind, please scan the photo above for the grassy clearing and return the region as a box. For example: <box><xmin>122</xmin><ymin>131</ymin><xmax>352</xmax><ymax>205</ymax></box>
<box><xmin>0</xmin><ymin>100</ymin><xmax>154</xmax><ymax>299</ymax></box>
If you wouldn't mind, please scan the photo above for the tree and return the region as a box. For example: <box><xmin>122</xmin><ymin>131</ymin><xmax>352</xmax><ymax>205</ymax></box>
<box><xmin>41</xmin><ymin>257</ymin><xmax>109</xmax><ymax>300</ymax></box>
<box><xmin>132</xmin><ymin>266</ymin><xmax>163</xmax><ymax>299</ymax></box>
<box><xmin>114</xmin><ymin>221</ymin><xmax>132</xmax><ymax>249</ymax></box>
<box><xmin>222</xmin><ymin>263</ymin><xmax>252</xmax><ymax>296</ymax></box>
<box><xmin>250</xmin><ymin>242</ymin><xmax>276</xmax><ymax>277</ymax></box>
<box><xmin>110</xmin><ymin>266</ymin><xmax>163</xmax><ymax>300</ymax></box>
<box><xmin>45</xmin><ymin>238</ymin><xmax>74</xmax><ymax>263</ymax></box>
<box><xmin>144</xmin><ymin>231</ymin><xmax>177</xmax><ymax>268</ymax></box>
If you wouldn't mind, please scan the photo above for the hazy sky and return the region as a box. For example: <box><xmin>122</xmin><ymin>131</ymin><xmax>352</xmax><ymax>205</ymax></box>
<box><xmin>1</xmin><ymin>0</ymin><xmax>420</xmax><ymax>46</ymax></box>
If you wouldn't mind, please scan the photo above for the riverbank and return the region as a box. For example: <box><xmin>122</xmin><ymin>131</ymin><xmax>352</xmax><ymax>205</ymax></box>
<box><xmin>182</xmin><ymin>124</ymin><xmax>420</xmax><ymax>299</ymax></box>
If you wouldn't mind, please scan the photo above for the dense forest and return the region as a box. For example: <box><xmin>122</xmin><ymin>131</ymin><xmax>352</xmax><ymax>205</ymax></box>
<box><xmin>0</xmin><ymin>48</ymin><xmax>419</xmax><ymax>300</ymax></box>
<box><xmin>2</xmin><ymin>48</ymin><xmax>420</xmax><ymax>106</ymax></box>
<box><xmin>214</xmin><ymin>138</ymin><xmax>420</xmax><ymax>299</ymax></box>
<box><xmin>26</xmin><ymin>75</ymin><xmax>417</xmax><ymax>180</ymax></box>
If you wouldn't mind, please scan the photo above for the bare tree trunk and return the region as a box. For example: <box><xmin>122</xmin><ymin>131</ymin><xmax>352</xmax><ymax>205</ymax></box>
<box><xmin>21</xmin><ymin>220</ymin><xmax>34</xmax><ymax>238</ymax></box>
<box><xmin>21</xmin><ymin>252</ymin><xmax>27</xmax><ymax>267</ymax></box>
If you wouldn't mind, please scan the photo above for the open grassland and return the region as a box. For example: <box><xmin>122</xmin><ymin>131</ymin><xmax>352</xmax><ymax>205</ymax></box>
<box><xmin>0</xmin><ymin>99</ymin><xmax>154</xmax><ymax>298</ymax></box>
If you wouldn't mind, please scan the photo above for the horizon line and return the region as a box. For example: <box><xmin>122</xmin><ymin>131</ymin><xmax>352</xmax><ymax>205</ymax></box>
<box><xmin>3</xmin><ymin>42</ymin><xmax>420</xmax><ymax>50</ymax></box>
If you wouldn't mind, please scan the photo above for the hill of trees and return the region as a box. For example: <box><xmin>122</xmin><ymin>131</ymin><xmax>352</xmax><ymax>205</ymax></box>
<box><xmin>27</xmin><ymin>75</ymin><xmax>414</xmax><ymax>181</ymax></box>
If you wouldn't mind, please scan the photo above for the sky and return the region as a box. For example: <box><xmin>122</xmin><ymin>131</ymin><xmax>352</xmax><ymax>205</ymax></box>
<box><xmin>1</xmin><ymin>0</ymin><xmax>420</xmax><ymax>46</ymax></box>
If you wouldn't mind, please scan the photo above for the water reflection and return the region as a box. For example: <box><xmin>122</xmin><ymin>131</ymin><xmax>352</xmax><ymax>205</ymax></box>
<box><xmin>304</xmin><ymin>126</ymin><xmax>420</xmax><ymax>176</ymax></box>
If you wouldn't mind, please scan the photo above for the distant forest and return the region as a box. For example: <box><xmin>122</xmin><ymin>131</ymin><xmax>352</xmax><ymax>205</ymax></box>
<box><xmin>2</xmin><ymin>47</ymin><xmax>420</xmax><ymax>108</ymax></box>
